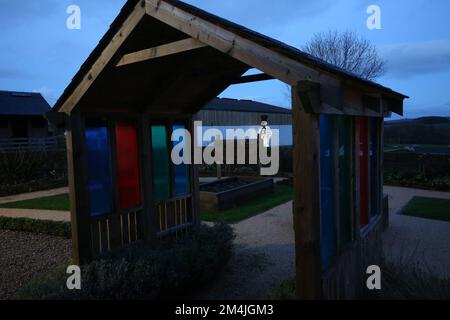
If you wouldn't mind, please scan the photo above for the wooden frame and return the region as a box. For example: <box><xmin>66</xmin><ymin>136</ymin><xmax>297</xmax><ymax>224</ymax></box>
<box><xmin>292</xmin><ymin>81</ymin><xmax>322</xmax><ymax>299</ymax></box>
<box><xmin>116</xmin><ymin>38</ymin><xmax>207</xmax><ymax>67</ymax></box>
<box><xmin>52</xmin><ymin>0</ymin><xmax>407</xmax><ymax>299</ymax></box>
<box><xmin>66</xmin><ymin>113</ymin><xmax>92</xmax><ymax>264</ymax></box>
<box><xmin>66</xmin><ymin>112</ymin><xmax>199</xmax><ymax>264</ymax></box>
<box><xmin>59</xmin><ymin>2</ymin><xmax>146</xmax><ymax>113</ymax></box>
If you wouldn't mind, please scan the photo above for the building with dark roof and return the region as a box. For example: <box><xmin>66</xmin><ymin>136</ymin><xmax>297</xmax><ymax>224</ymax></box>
<box><xmin>197</xmin><ymin>97</ymin><xmax>292</xmax><ymax>126</ymax></box>
<box><xmin>0</xmin><ymin>90</ymin><xmax>51</xmax><ymax>139</ymax></box>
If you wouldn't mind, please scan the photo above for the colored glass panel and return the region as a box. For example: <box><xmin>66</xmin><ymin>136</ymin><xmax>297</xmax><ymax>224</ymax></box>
<box><xmin>85</xmin><ymin>122</ymin><xmax>113</xmax><ymax>217</ymax></box>
<box><xmin>359</xmin><ymin>117</ymin><xmax>369</xmax><ymax>227</ymax></box>
<box><xmin>320</xmin><ymin>115</ymin><xmax>336</xmax><ymax>269</ymax></box>
<box><xmin>116</xmin><ymin>122</ymin><xmax>141</xmax><ymax>209</ymax></box>
<box><xmin>152</xmin><ymin>126</ymin><xmax>170</xmax><ymax>202</ymax></box>
<box><xmin>369</xmin><ymin>118</ymin><xmax>379</xmax><ymax>218</ymax></box>
<box><xmin>338</xmin><ymin>116</ymin><xmax>352</xmax><ymax>246</ymax></box>
<box><xmin>172</xmin><ymin>125</ymin><xmax>190</xmax><ymax>196</ymax></box>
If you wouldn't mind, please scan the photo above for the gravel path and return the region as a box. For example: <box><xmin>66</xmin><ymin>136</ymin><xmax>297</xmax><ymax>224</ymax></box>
<box><xmin>196</xmin><ymin>201</ymin><xmax>295</xmax><ymax>299</ymax></box>
<box><xmin>0</xmin><ymin>230</ymin><xmax>71</xmax><ymax>300</ymax></box>
<box><xmin>197</xmin><ymin>186</ymin><xmax>450</xmax><ymax>299</ymax></box>
<box><xmin>384</xmin><ymin>185</ymin><xmax>450</xmax><ymax>213</ymax></box>
<box><xmin>382</xmin><ymin>186</ymin><xmax>450</xmax><ymax>279</ymax></box>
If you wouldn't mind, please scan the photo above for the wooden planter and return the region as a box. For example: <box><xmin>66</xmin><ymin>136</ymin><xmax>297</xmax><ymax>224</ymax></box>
<box><xmin>200</xmin><ymin>177</ymin><xmax>274</xmax><ymax>212</ymax></box>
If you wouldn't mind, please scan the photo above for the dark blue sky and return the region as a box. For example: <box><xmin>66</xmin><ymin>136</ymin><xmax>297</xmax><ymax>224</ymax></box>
<box><xmin>1</xmin><ymin>0</ymin><xmax>450</xmax><ymax>119</ymax></box>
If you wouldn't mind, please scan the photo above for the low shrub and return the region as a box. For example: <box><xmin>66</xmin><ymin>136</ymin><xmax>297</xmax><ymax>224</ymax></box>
<box><xmin>0</xmin><ymin>216</ymin><xmax>71</xmax><ymax>238</ymax></box>
<box><xmin>16</xmin><ymin>223</ymin><xmax>235</xmax><ymax>300</ymax></box>
<box><xmin>270</xmin><ymin>277</ymin><xmax>295</xmax><ymax>300</ymax></box>
<box><xmin>384</xmin><ymin>170</ymin><xmax>450</xmax><ymax>191</ymax></box>
<box><xmin>270</xmin><ymin>260</ymin><xmax>450</xmax><ymax>300</ymax></box>
<box><xmin>369</xmin><ymin>261</ymin><xmax>450</xmax><ymax>300</ymax></box>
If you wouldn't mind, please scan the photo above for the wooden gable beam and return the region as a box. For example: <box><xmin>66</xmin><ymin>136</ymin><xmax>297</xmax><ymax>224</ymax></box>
<box><xmin>145</xmin><ymin>0</ymin><xmax>407</xmax><ymax>117</ymax></box>
<box><xmin>145</xmin><ymin>0</ymin><xmax>339</xmax><ymax>88</ymax></box>
<box><xmin>116</xmin><ymin>37</ymin><xmax>207</xmax><ymax>67</ymax></box>
<box><xmin>59</xmin><ymin>2</ymin><xmax>146</xmax><ymax>114</ymax></box>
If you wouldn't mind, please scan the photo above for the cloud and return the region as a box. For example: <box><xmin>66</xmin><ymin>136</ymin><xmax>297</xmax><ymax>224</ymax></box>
<box><xmin>381</xmin><ymin>39</ymin><xmax>450</xmax><ymax>78</ymax></box>
<box><xmin>0</xmin><ymin>67</ymin><xmax>31</xmax><ymax>80</ymax></box>
<box><xmin>0</xmin><ymin>0</ymin><xmax>61</xmax><ymax>27</ymax></box>
<box><xmin>33</xmin><ymin>86</ymin><xmax>56</xmax><ymax>105</ymax></box>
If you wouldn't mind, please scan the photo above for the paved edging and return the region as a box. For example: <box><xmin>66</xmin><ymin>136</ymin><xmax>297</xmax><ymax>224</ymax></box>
<box><xmin>0</xmin><ymin>187</ymin><xmax>69</xmax><ymax>205</ymax></box>
<box><xmin>0</xmin><ymin>208</ymin><xmax>70</xmax><ymax>222</ymax></box>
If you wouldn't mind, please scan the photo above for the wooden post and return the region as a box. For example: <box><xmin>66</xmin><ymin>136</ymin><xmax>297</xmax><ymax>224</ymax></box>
<box><xmin>378</xmin><ymin>117</ymin><xmax>385</xmax><ymax>220</ymax></box>
<box><xmin>66</xmin><ymin>112</ymin><xmax>92</xmax><ymax>265</ymax></box>
<box><xmin>332</xmin><ymin>117</ymin><xmax>341</xmax><ymax>255</ymax></box>
<box><xmin>109</xmin><ymin>120</ymin><xmax>119</xmax><ymax>217</ymax></box>
<box><xmin>353</xmin><ymin>118</ymin><xmax>361</xmax><ymax>240</ymax></box>
<box><xmin>292</xmin><ymin>81</ymin><xmax>322</xmax><ymax>300</ymax></box>
<box><xmin>139</xmin><ymin>118</ymin><xmax>157</xmax><ymax>241</ymax></box>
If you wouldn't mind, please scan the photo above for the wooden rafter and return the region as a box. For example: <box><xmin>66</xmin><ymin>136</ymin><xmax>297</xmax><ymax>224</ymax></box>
<box><xmin>144</xmin><ymin>0</ymin><xmax>337</xmax><ymax>87</ymax></box>
<box><xmin>59</xmin><ymin>2</ymin><xmax>146</xmax><ymax>114</ymax></box>
<box><xmin>144</xmin><ymin>0</ymin><xmax>397</xmax><ymax>117</ymax></box>
<box><xmin>116</xmin><ymin>38</ymin><xmax>207</xmax><ymax>67</ymax></box>
<box><xmin>230</xmin><ymin>73</ymin><xmax>274</xmax><ymax>85</ymax></box>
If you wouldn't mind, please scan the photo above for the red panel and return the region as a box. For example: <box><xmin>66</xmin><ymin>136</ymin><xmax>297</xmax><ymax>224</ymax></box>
<box><xmin>359</xmin><ymin>117</ymin><xmax>369</xmax><ymax>227</ymax></box>
<box><xmin>116</xmin><ymin>122</ymin><xmax>141</xmax><ymax>209</ymax></box>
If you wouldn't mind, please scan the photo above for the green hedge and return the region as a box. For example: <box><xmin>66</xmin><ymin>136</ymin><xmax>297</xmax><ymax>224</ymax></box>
<box><xmin>16</xmin><ymin>223</ymin><xmax>235</xmax><ymax>300</ymax></box>
<box><xmin>0</xmin><ymin>150</ymin><xmax>67</xmax><ymax>197</ymax></box>
<box><xmin>0</xmin><ymin>216</ymin><xmax>71</xmax><ymax>238</ymax></box>
<box><xmin>0</xmin><ymin>177</ymin><xmax>68</xmax><ymax>197</ymax></box>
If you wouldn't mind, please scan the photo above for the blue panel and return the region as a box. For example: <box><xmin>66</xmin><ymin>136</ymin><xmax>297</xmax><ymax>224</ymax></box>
<box><xmin>370</xmin><ymin>118</ymin><xmax>379</xmax><ymax>218</ymax></box>
<box><xmin>85</xmin><ymin>123</ymin><xmax>113</xmax><ymax>217</ymax></box>
<box><xmin>320</xmin><ymin>115</ymin><xmax>336</xmax><ymax>269</ymax></box>
<box><xmin>172</xmin><ymin>125</ymin><xmax>190</xmax><ymax>196</ymax></box>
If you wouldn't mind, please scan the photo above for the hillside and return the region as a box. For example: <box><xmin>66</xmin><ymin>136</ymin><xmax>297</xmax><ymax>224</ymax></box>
<box><xmin>385</xmin><ymin>117</ymin><xmax>450</xmax><ymax>145</ymax></box>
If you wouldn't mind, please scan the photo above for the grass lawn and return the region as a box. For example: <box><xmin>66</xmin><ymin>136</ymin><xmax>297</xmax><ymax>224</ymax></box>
<box><xmin>403</xmin><ymin>196</ymin><xmax>450</xmax><ymax>222</ymax></box>
<box><xmin>0</xmin><ymin>194</ymin><xmax>70</xmax><ymax>211</ymax></box>
<box><xmin>0</xmin><ymin>184</ymin><xmax>294</xmax><ymax>224</ymax></box>
<box><xmin>201</xmin><ymin>184</ymin><xmax>293</xmax><ymax>224</ymax></box>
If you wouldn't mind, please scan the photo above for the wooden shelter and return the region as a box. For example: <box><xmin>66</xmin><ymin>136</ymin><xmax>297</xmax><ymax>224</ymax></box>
<box><xmin>48</xmin><ymin>0</ymin><xmax>408</xmax><ymax>299</ymax></box>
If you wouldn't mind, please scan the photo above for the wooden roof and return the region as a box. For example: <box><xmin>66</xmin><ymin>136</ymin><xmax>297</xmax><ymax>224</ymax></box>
<box><xmin>204</xmin><ymin>98</ymin><xmax>291</xmax><ymax>114</ymax></box>
<box><xmin>0</xmin><ymin>90</ymin><xmax>51</xmax><ymax>116</ymax></box>
<box><xmin>52</xmin><ymin>0</ymin><xmax>407</xmax><ymax>116</ymax></box>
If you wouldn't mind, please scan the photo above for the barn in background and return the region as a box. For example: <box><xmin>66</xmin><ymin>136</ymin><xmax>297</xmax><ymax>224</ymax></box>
<box><xmin>197</xmin><ymin>97</ymin><xmax>292</xmax><ymax>126</ymax></box>
<box><xmin>0</xmin><ymin>90</ymin><xmax>51</xmax><ymax>139</ymax></box>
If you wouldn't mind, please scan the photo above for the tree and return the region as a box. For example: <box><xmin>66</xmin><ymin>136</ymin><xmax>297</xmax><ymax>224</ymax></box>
<box><xmin>302</xmin><ymin>30</ymin><xmax>386</xmax><ymax>81</ymax></box>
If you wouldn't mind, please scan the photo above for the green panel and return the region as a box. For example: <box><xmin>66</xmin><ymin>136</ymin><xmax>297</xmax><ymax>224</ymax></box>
<box><xmin>151</xmin><ymin>126</ymin><xmax>170</xmax><ymax>202</ymax></box>
<box><xmin>338</xmin><ymin>116</ymin><xmax>352</xmax><ymax>246</ymax></box>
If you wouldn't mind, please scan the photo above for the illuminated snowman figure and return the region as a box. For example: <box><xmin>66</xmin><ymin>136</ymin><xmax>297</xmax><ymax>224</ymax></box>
<box><xmin>258</xmin><ymin>117</ymin><xmax>273</xmax><ymax>148</ymax></box>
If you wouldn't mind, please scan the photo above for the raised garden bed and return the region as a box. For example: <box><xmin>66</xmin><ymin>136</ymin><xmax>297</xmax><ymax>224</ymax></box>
<box><xmin>200</xmin><ymin>177</ymin><xmax>274</xmax><ymax>212</ymax></box>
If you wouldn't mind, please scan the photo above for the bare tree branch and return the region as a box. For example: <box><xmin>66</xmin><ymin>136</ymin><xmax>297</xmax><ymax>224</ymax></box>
<box><xmin>302</xmin><ymin>30</ymin><xmax>386</xmax><ymax>81</ymax></box>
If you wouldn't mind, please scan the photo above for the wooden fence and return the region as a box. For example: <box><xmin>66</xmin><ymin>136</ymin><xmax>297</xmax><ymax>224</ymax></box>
<box><xmin>0</xmin><ymin>136</ymin><xmax>66</xmax><ymax>153</ymax></box>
